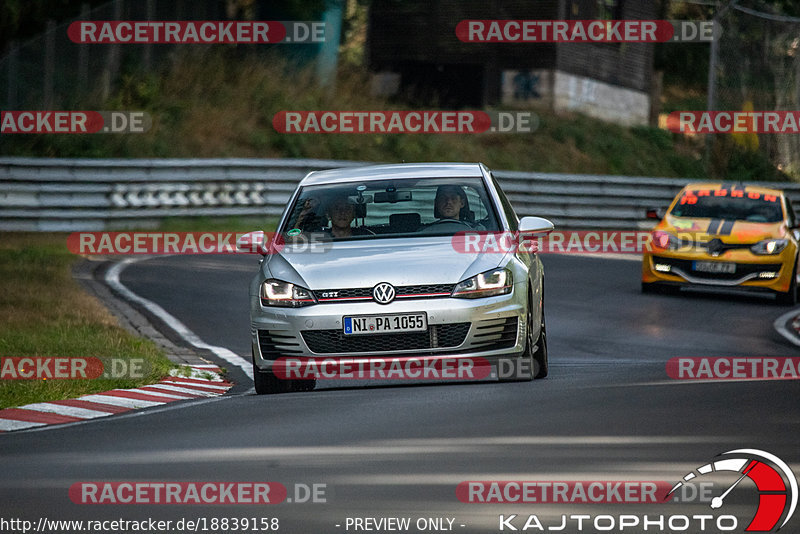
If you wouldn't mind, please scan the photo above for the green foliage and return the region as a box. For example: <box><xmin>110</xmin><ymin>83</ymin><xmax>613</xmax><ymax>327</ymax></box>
<box><xmin>2</xmin><ymin>47</ymin><xmax>790</xmax><ymax>180</ymax></box>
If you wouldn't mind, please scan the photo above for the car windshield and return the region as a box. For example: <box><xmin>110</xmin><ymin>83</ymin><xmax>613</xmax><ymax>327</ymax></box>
<box><xmin>281</xmin><ymin>177</ymin><xmax>501</xmax><ymax>239</ymax></box>
<box><xmin>670</xmin><ymin>189</ymin><xmax>783</xmax><ymax>223</ymax></box>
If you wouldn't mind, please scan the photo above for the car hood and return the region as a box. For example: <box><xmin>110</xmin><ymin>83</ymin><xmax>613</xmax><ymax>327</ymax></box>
<box><xmin>263</xmin><ymin>237</ymin><xmax>507</xmax><ymax>289</ymax></box>
<box><xmin>661</xmin><ymin>215</ymin><xmax>787</xmax><ymax>242</ymax></box>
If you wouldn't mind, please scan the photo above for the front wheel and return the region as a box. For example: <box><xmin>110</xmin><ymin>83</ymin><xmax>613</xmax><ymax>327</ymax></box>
<box><xmin>252</xmin><ymin>362</ymin><xmax>286</xmax><ymax>394</ymax></box>
<box><xmin>532</xmin><ymin>308</ymin><xmax>548</xmax><ymax>379</ymax></box>
<box><xmin>500</xmin><ymin>288</ymin><xmax>547</xmax><ymax>382</ymax></box>
<box><xmin>252</xmin><ymin>350</ymin><xmax>315</xmax><ymax>394</ymax></box>
<box><xmin>776</xmin><ymin>260</ymin><xmax>798</xmax><ymax>306</ymax></box>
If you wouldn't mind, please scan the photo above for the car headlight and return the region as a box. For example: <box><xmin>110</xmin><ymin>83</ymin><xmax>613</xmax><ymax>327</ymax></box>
<box><xmin>650</xmin><ymin>230</ymin><xmax>682</xmax><ymax>251</ymax></box>
<box><xmin>452</xmin><ymin>268</ymin><xmax>513</xmax><ymax>299</ymax></box>
<box><xmin>260</xmin><ymin>279</ymin><xmax>316</xmax><ymax>307</ymax></box>
<box><xmin>751</xmin><ymin>238</ymin><xmax>789</xmax><ymax>255</ymax></box>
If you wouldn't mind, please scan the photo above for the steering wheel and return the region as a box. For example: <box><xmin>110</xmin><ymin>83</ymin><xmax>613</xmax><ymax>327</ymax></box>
<box><xmin>427</xmin><ymin>218</ymin><xmax>472</xmax><ymax>227</ymax></box>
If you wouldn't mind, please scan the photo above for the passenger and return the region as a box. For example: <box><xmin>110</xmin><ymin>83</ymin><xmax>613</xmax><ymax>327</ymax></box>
<box><xmin>325</xmin><ymin>195</ymin><xmax>372</xmax><ymax>238</ymax></box>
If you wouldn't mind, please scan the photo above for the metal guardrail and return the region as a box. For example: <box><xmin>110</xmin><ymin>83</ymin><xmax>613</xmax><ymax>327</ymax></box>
<box><xmin>1</xmin><ymin>157</ymin><xmax>799</xmax><ymax>231</ymax></box>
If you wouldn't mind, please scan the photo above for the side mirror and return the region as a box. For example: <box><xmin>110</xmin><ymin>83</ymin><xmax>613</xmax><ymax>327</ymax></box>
<box><xmin>236</xmin><ymin>230</ymin><xmax>267</xmax><ymax>254</ymax></box>
<box><xmin>519</xmin><ymin>216</ymin><xmax>555</xmax><ymax>233</ymax></box>
<box><xmin>646</xmin><ymin>207</ymin><xmax>665</xmax><ymax>220</ymax></box>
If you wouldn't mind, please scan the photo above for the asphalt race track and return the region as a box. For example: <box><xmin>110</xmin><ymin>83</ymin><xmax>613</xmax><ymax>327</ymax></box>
<box><xmin>1</xmin><ymin>254</ymin><xmax>798</xmax><ymax>533</ymax></box>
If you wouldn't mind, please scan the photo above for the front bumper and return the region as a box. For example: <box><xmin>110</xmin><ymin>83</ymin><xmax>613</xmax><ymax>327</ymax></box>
<box><xmin>642</xmin><ymin>249</ymin><xmax>794</xmax><ymax>293</ymax></box>
<box><xmin>250</xmin><ymin>289</ymin><xmax>527</xmax><ymax>372</ymax></box>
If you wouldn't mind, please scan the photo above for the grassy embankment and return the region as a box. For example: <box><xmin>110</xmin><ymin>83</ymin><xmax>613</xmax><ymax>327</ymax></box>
<box><xmin>1</xmin><ymin>49</ymin><xmax>787</xmax><ymax>181</ymax></box>
<box><xmin>0</xmin><ymin>217</ymin><xmax>275</xmax><ymax>410</ymax></box>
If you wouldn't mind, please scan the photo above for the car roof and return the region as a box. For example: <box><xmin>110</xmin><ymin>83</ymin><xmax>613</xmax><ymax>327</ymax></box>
<box><xmin>300</xmin><ymin>163</ymin><xmax>486</xmax><ymax>186</ymax></box>
<box><xmin>681</xmin><ymin>182</ymin><xmax>784</xmax><ymax>196</ymax></box>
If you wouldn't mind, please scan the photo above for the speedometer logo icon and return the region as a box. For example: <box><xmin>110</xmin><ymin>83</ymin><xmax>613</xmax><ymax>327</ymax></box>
<box><xmin>667</xmin><ymin>449</ymin><xmax>797</xmax><ymax>531</ymax></box>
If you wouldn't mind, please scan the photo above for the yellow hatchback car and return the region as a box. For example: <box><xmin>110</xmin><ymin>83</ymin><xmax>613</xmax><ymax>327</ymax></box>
<box><xmin>642</xmin><ymin>183</ymin><xmax>800</xmax><ymax>304</ymax></box>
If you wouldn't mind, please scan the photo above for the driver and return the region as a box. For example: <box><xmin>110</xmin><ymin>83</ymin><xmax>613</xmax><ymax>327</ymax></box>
<box><xmin>434</xmin><ymin>184</ymin><xmax>468</xmax><ymax>221</ymax></box>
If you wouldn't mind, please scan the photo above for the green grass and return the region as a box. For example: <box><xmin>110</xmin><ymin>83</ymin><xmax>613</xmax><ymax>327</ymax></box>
<box><xmin>0</xmin><ymin>233</ymin><xmax>175</xmax><ymax>409</ymax></box>
<box><xmin>0</xmin><ymin>217</ymin><xmax>282</xmax><ymax>409</ymax></box>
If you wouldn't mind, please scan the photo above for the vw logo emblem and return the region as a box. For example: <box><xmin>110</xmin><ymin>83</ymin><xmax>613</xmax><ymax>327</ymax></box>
<box><xmin>372</xmin><ymin>282</ymin><xmax>396</xmax><ymax>304</ymax></box>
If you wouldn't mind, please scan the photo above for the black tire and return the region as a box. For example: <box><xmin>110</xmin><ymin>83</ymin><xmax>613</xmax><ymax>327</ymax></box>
<box><xmin>641</xmin><ymin>281</ymin><xmax>657</xmax><ymax>294</ymax></box>
<box><xmin>532</xmin><ymin>306</ymin><xmax>548</xmax><ymax>379</ymax></box>
<box><xmin>252</xmin><ymin>362</ymin><xmax>287</xmax><ymax>394</ymax></box>
<box><xmin>776</xmin><ymin>261</ymin><xmax>798</xmax><ymax>306</ymax></box>
<box><xmin>252</xmin><ymin>350</ymin><xmax>315</xmax><ymax>394</ymax></box>
<box><xmin>500</xmin><ymin>287</ymin><xmax>546</xmax><ymax>382</ymax></box>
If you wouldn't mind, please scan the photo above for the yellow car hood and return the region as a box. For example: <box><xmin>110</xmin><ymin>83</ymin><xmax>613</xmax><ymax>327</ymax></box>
<box><xmin>659</xmin><ymin>215</ymin><xmax>787</xmax><ymax>243</ymax></box>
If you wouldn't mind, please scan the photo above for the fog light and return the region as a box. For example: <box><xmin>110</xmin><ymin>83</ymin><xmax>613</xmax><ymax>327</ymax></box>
<box><xmin>655</xmin><ymin>263</ymin><xmax>672</xmax><ymax>272</ymax></box>
<box><xmin>759</xmin><ymin>271</ymin><xmax>779</xmax><ymax>279</ymax></box>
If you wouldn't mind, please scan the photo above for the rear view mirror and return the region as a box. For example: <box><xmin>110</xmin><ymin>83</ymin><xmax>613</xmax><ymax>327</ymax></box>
<box><xmin>646</xmin><ymin>207</ymin><xmax>666</xmax><ymax>220</ymax></box>
<box><xmin>374</xmin><ymin>190</ymin><xmax>412</xmax><ymax>203</ymax></box>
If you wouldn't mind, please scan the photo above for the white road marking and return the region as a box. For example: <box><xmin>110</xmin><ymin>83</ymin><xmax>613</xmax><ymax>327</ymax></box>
<box><xmin>106</xmin><ymin>258</ymin><xmax>253</xmax><ymax>379</ymax></box>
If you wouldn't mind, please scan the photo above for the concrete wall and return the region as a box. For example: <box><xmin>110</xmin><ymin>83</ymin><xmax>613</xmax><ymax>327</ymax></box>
<box><xmin>501</xmin><ymin>69</ymin><xmax>650</xmax><ymax>126</ymax></box>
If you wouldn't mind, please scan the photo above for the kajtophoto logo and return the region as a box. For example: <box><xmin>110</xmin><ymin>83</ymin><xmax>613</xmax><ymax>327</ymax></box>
<box><xmin>485</xmin><ymin>449</ymin><xmax>796</xmax><ymax>532</ymax></box>
<box><xmin>667</xmin><ymin>449</ymin><xmax>797</xmax><ymax>532</ymax></box>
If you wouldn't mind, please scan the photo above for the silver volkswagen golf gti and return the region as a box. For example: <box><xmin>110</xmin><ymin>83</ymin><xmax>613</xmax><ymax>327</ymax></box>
<box><xmin>245</xmin><ymin>163</ymin><xmax>554</xmax><ymax>393</ymax></box>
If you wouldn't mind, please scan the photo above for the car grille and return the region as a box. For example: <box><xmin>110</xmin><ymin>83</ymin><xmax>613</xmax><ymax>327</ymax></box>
<box><xmin>652</xmin><ymin>256</ymin><xmax>782</xmax><ymax>282</ymax></box>
<box><xmin>315</xmin><ymin>284</ymin><xmax>455</xmax><ymax>303</ymax></box>
<box><xmin>301</xmin><ymin>323</ymin><xmax>470</xmax><ymax>354</ymax></box>
<box><xmin>258</xmin><ymin>329</ymin><xmax>304</xmax><ymax>360</ymax></box>
<box><xmin>471</xmin><ymin>317</ymin><xmax>519</xmax><ymax>351</ymax></box>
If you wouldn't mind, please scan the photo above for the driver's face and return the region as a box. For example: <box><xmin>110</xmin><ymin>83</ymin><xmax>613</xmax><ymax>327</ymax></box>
<box><xmin>436</xmin><ymin>191</ymin><xmax>464</xmax><ymax>219</ymax></box>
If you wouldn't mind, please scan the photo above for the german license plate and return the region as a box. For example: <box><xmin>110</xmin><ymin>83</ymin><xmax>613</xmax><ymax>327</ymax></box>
<box><xmin>693</xmin><ymin>261</ymin><xmax>735</xmax><ymax>274</ymax></box>
<box><xmin>343</xmin><ymin>313</ymin><xmax>427</xmax><ymax>335</ymax></box>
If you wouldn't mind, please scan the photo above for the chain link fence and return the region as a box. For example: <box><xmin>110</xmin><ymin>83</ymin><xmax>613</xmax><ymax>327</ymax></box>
<box><xmin>0</xmin><ymin>0</ymin><xmax>327</xmax><ymax>111</ymax></box>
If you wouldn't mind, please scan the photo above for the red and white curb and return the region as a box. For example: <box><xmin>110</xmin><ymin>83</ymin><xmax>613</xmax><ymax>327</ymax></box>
<box><xmin>0</xmin><ymin>364</ymin><xmax>232</xmax><ymax>433</ymax></box>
